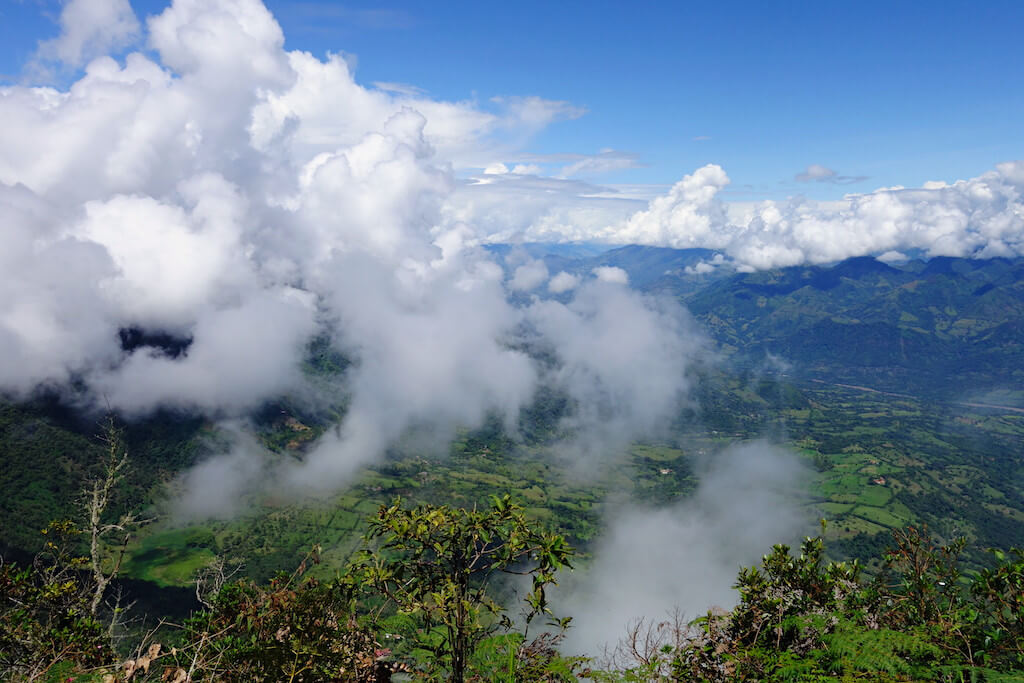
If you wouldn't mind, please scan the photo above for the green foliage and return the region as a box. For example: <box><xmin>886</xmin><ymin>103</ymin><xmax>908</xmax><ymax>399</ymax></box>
<box><xmin>728</xmin><ymin>534</ymin><xmax>863</xmax><ymax>651</ymax></box>
<box><xmin>349</xmin><ymin>494</ymin><xmax>574</xmax><ymax>682</ymax></box>
<box><xmin>625</xmin><ymin>527</ymin><xmax>1024</xmax><ymax>682</ymax></box>
<box><xmin>797</xmin><ymin>620</ymin><xmax>943</xmax><ymax>680</ymax></box>
<box><xmin>467</xmin><ymin>632</ymin><xmax>584</xmax><ymax>682</ymax></box>
<box><xmin>6</xmin><ymin>498</ymin><xmax>1024</xmax><ymax>683</ymax></box>
<box><xmin>0</xmin><ymin>520</ymin><xmax>113</xmax><ymax>680</ymax></box>
<box><xmin>879</xmin><ymin>526</ymin><xmax>969</xmax><ymax>632</ymax></box>
<box><xmin>182</xmin><ymin>547</ymin><xmax>382</xmax><ymax>682</ymax></box>
<box><xmin>972</xmin><ymin>548</ymin><xmax>1024</xmax><ymax>670</ymax></box>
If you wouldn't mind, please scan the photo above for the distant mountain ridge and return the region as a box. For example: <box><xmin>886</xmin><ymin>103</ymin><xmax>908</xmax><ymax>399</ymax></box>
<box><xmin>486</xmin><ymin>243</ymin><xmax>731</xmax><ymax>295</ymax></box>
<box><xmin>681</xmin><ymin>255</ymin><xmax>1024</xmax><ymax>402</ymax></box>
<box><xmin>488</xmin><ymin>243</ymin><xmax>1024</xmax><ymax>403</ymax></box>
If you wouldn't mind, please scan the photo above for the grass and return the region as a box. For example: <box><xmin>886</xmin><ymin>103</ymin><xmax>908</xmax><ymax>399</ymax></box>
<box><xmin>817</xmin><ymin>502</ymin><xmax>854</xmax><ymax>516</ymax></box>
<box><xmin>852</xmin><ymin>505</ymin><xmax>907</xmax><ymax>529</ymax></box>
<box><xmin>856</xmin><ymin>486</ymin><xmax>892</xmax><ymax>507</ymax></box>
<box><xmin>101</xmin><ymin>375</ymin><xmax>1024</xmax><ymax>584</ymax></box>
<box><xmin>123</xmin><ymin>527</ymin><xmax>220</xmax><ymax>587</ymax></box>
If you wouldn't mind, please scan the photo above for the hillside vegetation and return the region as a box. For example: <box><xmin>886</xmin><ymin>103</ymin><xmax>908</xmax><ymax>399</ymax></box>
<box><xmin>2</xmin><ymin>252</ymin><xmax>1024</xmax><ymax>679</ymax></box>
<box><xmin>3</xmin><ymin>493</ymin><xmax>1023</xmax><ymax>681</ymax></box>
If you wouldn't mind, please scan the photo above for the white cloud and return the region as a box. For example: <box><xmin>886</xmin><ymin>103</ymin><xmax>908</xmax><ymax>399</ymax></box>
<box><xmin>34</xmin><ymin>0</ymin><xmax>141</xmax><ymax>70</ymax></box>
<box><xmin>548</xmin><ymin>271</ymin><xmax>580</xmax><ymax>293</ymax></box>
<box><xmin>531</xmin><ymin>162</ymin><xmax>1024</xmax><ymax>271</ymax></box>
<box><xmin>489</xmin><ymin>95</ymin><xmax>586</xmax><ymax>130</ymax></box>
<box><xmin>68</xmin><ymin>173</ymin><xmax>254</xmax><ymax>331</ymax></box>
<box><xmin>246</xmin><ymin>50</ymin><xmax>582</xmax><ymax>170</ymax></box>
<box><xmin>877</xmin><ymin>250</ymin><xmax>909</xmax><ymax>263</ymax></box>
<box><xmin>510</xmin><ymin>259</ymin><xmax>549</xmax><ymax>291</ymax></box>
<box><xmin>525</xmin><ymin>282</ymin><xmax>700</xmax><ymax>457</ymax></box>
<box><xmin>443</xmin><ymin>173</ymin><xmax>643</xmax><ymax>244</ymax></box>
<box><xmin>795</xmin><ymin>163</ymin><xmax>836</xmax><ymax>182</ymax></box>
<box><xmin>795</xmin><ymin>163</ymin><xmax>867</xmax><ymax>185</ymax></box>
<box><xmin>148</xmin><ymin>0</ymin><xmax>291</xmax><ymax>86</ymax></box>
<box><xmin>558</xmin><ymin>441</ymin><xmax>810</xmax><ymax>656</ymax></box>
<box><xmin>446</xmin><ymin>159</ymin><xmax>1023</xmax><ymax>272</ymax></box>
<box><xmin>0</xmin><ymin>0</ymin><xmax>702</xmax><ymax>501</ymax></box>
<box><xmin>598</xmin><ymin>165</ymin><xmax>732</xmax><ymax>250</ymax></box>
<box><xmin>95</xmin><ymin>288</ymin><xmax>318</xmax><ymax>416</ymax></box>
<box><xmin>685</xmin><ymin>253</ymin><xmax>726</xmax><ymax>275</ymax></box>
<box><xmin>558</xmin><ymin>150</ymin><xmax>640</xmax><ymax>178</ymax></box>
<box><xmin>592</xmin><ymin>266</ymin><xmax>629</xmax><ymax>285</ymax></box>
<box><xmin>483</xmin><ymin>162</ymin><xmax>509</xmax><ymax>175</ymax></box>
<box><xmin>511</xmin><ymin>163</ymin><xmax>542</xmax><ymax>175</ymax></box>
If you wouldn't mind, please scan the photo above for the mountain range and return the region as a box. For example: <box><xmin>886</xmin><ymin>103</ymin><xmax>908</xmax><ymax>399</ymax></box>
<box><xmin>523</xmin><ymin>245</ymin><xmax>1024</xmax><ymax>404</ymax></box>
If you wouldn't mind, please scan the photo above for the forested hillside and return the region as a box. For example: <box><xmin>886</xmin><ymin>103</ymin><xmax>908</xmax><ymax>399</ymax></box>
<box><xmin>684</xmin><ymin>255</ymin><xmax>1024</xmax><ymax>402</ymax></box>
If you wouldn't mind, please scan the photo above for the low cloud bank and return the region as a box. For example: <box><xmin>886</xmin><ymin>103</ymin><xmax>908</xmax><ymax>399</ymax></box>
<box><xmin>556</xmin><ymin>441</ymin><xmax>811</xmax><ymax>657</ymax></box>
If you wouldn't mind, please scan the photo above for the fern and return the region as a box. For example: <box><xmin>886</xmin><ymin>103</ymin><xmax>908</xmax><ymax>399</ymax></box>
<box><xmin>814</xmin><ymin>620</ymin><xmax>942</xmax><ymax>680</ymax></box>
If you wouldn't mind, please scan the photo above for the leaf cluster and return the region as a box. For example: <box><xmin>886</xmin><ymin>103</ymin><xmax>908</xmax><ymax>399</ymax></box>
<box><xmin>621</xmin><ymin>525</ymin><xmax>1024</xmax><ymax>682</ymax></box>
<box><xmin>180</xmin><ymin>547</ymin><xmax>382</xmax><ymax>682</ymax></box>
<box><xmin>0</xmin><ymin>520</ymin><xmax>112</xmax><ymax>680</ymax></box>
<box><xmin>348</xmin><ymin>494</ymin><xmax>573</xmax><ymax>681</ymax></box>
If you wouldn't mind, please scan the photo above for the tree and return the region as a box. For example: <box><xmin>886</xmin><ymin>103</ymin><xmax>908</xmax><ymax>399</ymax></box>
<box><xmin>972</xmin><ymin>548</ymin><xmax>1024</xmax><ymax>670</ymax></box>
<box><xmin>85</xmin><ymin>416</ymin><xmax>147</xmax><ymax>618</ymax></box>
<box><xmin>182</xmin><ymin>546</ymin><xmax>385</xmax><ymax>682</ymax></box>
<box><xmin>0</xmin><ymin>520</ymin><xmax>113</xmax><ymax>679</ymax></box>
<box><xmin>0</xmin><ymin>417</ymin><xmax>143</xmax><ymax>679</ymax></box>
<box><xmin>350</xmin><ymin>495</ymin><xmax>574</xmax><ymax>683</ymax></box>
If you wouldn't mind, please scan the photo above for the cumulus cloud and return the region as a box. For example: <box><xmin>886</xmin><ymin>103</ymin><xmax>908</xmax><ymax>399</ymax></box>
<box><xmin>558</xmin><ymin>441</ymin><xmax>811</xmax><ymax>656</ymax></box>
<box><xmin>577</xmin><ymin>162</ymin><xmax>1024</xmax><ymax>270</ymax></box>
<box><xmin>33</xmin><ymin>0</ymin><xmax>141</xmax><ymax>70</ymax></box>
<box><xmin>0</xmin><ymin>0</ymin><xmax>702</xmax><ymax>500</ymax></box>
<box><xmin>525</xmin><ymin>281</ymin><xmax>700</xmax><ymax>458</ymax></box>
<box><xmin>685</xmin><ymin>253</ymin><xmax>727</xmax><ymax>275</ymax></box>
<box><xmin>592</xmin><ymin>266</ymin><xmax>629</xmax><ymax>285</ymax></box>
<box><xmin>449</xmin><ymin>159</ymin><xmax>1024</xmax><ymax>272</ymax></box>
<box><xmin>548</xmin><ymin>271</ymin><xmax>580</xmax><ymax>293</ymax></box>
<box><xmin>510</xmin><ymin>259</ymin><xmax>549</xmax><ymax>291</ymax></box>
<box><xmin>610</xmin><ymin>165</ymin><xmax>732</xmax><ymax>249</ymax></box>
<box><xmin>484</xmin><ymin>162</ymin><xmax>510</xmax><ymax>175</ymax></box>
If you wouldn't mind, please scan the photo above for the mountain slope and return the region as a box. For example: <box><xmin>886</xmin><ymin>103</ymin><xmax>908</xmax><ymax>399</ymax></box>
<box><xmin>683</xmin><ymin>256</ymin><xmax>1024</xmax><ymax>401</ymax></box>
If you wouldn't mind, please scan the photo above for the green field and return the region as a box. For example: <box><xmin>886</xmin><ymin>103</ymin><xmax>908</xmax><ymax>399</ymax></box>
<box><xmin>3</xmin><ymin>369</ymin><xmax>1024</xmax><ymax>592</ymax></box>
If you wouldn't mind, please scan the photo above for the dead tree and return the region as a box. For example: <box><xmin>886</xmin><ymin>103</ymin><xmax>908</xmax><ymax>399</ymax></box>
<box><xmin>85</xmin><ymin>417</ymin><xmax>148</xmax><ymax>615</ymax></box>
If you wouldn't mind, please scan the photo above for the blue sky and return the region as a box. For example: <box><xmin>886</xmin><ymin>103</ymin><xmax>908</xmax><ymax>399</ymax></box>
<box><xmin>2</xmin><ymin>0</ymin><xmax>1023</xmax><ymax>201</ymax></box>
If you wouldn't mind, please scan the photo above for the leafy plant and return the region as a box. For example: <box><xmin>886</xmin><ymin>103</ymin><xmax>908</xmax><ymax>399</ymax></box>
<box><xmin>971</xmin><ymin>548</ymin><xmax>1024</xmax><ymax>670</ymax></box>
<box><xmin>0</xmin><ymin>520</ymin><xmax>112</xmax><ymax>680</ymax></box>
<box><xmin>182</xmin><ymin>546</ymin><xmax>383</xmax><ymax>682</ymax></box>
<box><xmin>350</xmin><ymin>494</ymin><xmax>574</xmax><ymax>682</ymax></box>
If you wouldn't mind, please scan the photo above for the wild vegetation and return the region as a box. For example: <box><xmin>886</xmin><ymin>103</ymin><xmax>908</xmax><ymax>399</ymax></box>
<box><xmin>3</xmin><ymin>253</ymin><xmax>1024</xmax><ymax>679</ymax></box>
<box><xmin>3</xmin><ymin>490</ymin><xmax>1023</xmax><ymax>681</ymax></box>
